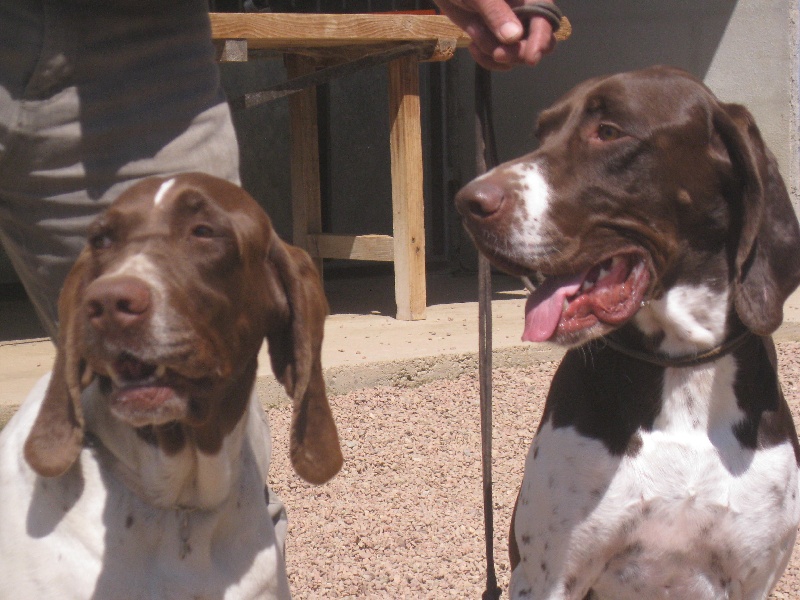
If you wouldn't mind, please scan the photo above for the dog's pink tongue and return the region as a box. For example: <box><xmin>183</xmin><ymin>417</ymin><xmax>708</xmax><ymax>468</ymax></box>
<box><xmin>522</xmin><ymin>274</ymin><xmax>584</xmax><ymax>342</ymax></box>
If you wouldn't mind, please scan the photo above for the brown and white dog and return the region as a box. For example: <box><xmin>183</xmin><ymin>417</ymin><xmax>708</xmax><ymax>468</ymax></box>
<box><xmin>0</xmin><ymin>173</ymin><xmax>342</xmax><ymax>599</ymax></box>
<box><xmin>456</xmin><ymin>66</ymin><xmax>800</xmax><ymax>599</ymax></box>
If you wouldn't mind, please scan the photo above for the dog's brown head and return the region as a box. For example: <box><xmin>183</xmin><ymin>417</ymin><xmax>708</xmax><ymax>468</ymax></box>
<box><xmin>456</xmin><ymin>66</ymin><xmax>800</xmax><ymax>347</ymax></box>
<box><xmin>24</xmin><ymin>173</ymin><xmax>342</xmax><ymax>484</ymax></box>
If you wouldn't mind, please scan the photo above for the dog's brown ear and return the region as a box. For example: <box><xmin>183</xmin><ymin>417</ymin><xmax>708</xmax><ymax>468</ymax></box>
<box><xmin>713</xmin><ymin>102</ymin><xmax>800</xmax><ymax>335</ymax></box>
<box><xmin>264</xmin><ymin>238</ymin><xmax>342</xmax><ymax>485</ymax></box>
<box><xmin>24</xmin><ymin>252</ymin><xmax>91</xmax><ymax>477</ymax></box>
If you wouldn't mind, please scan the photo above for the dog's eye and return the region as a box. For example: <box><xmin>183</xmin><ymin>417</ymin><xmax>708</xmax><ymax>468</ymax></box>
<box><xmin>596</xmin><ymin>124</ymin><xmax>623</xmax><ymax>142</ymax></box>
<box><xmin>191</xmin><ymin>224</ymin><xmax>215</xmax><ymax>238</ymax></box>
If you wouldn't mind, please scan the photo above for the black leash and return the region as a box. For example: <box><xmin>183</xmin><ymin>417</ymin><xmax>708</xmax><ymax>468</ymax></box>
<box><xmin>475</xmin><ymin>60</ymin><xmax>501</xmax><ymax>600</ymax></box>
<box><xmin>473</xmin><ymin>4</ymin><xmax>569</xmax><ymax>598</ymax></box>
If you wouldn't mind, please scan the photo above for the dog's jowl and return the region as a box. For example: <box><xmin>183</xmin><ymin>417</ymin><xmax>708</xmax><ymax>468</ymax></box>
<box><xmin>457</xmin><ymin>66</ymin><xmax>800</xmax><ymax>600</ymax></box>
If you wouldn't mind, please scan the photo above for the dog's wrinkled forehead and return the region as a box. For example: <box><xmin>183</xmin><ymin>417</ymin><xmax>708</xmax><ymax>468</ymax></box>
<box><xmin>537</xmin><ymin>66</ymin><xmax>715</xmax><ymax>142</ymax></box>
<box><xmin>88</xmin><ymin>173</ymin><xmax>273</xmax><ymax>263</ymax></box>
<box><xmin>105</xmin><ymin>174</ymin><xmax>266</xmax><ymax>226</ymax></box>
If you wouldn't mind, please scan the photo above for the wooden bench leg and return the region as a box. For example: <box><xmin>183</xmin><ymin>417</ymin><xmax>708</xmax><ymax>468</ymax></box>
<box><xmin>388</xmin><ymin>54</ymin><xmax>427</xmax><ymax>321</ymax></box>
<box><xmin>285</xmin><ymin>53</ymin><xmax>324</xmax><ymax>275</ymax></box>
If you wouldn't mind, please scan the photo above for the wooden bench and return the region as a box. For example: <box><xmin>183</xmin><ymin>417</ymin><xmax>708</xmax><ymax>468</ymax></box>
<box><xmin>210</xmin><ymin>13</ymin><xmax>469</xmax><ymax>320</ymax></box>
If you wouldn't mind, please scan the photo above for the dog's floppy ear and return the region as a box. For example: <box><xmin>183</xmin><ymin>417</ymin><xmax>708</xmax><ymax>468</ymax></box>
<box><xmin>264</xmin><ymin>238</ymin><xmax>342</xmax><ymax>485</ymax></box>
<box><xmin>713</xmin><ymin>102</ymin><xmax>800</xmax><ymax>335</ymax></box>
<box><xmin>24</xmin><ymin>251</ymin><xmax>91</xmax><ymax>477</ymax></box>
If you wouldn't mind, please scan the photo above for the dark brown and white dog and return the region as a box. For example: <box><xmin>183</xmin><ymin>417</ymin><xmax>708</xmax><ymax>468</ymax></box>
<box><xmin>456</xmin><ymin>66</ymin><xmax>800</xmax><ymax>599</ymax></box>
<box><xmin>0</xmin><ymin>173</ymin><xmax>342</xmax><ymax>599</ymax></box>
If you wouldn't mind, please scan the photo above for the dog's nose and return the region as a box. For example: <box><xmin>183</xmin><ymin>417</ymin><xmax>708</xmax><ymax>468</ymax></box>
<box><xmin>85</xmin><ymin>276</ymin><xmax>152</xmax><ymax>331</ymax></box>
<box><xmin>455</xmin><ymin>179</ymin><xmax>506</xmax><ymax>219</ymax></box>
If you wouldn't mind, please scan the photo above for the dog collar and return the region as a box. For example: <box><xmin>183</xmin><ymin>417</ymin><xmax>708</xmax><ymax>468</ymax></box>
<box><xmin>601</xmin><ymin>329</ymin><xmax>754</xmax><ymax>368</ymax></box>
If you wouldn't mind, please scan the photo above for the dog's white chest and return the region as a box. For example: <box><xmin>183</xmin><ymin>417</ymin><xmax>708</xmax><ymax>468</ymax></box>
<box><xmin>511</xmin><ymin>361</ymin><xmax>800</xmax><ymax>600</ymax></box>
<box><xmin>596</xmin><ymin>436</ymin><xmax>797</xmax><ymax>599</ymax></box>
<box><xmin>0</xmin><ymin>377</ymin><xmax>290</xmax><ymax>600</ymax></box>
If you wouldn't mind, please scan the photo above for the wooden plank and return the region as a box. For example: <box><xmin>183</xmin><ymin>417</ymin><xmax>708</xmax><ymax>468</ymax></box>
<box><xmin>210</xmin><ymin>13</ymin><xmax>469</xmax><ymax>50</ymax></box>
<box><xmin>285</xmin><ymin>54</ymin><xmax>324</xmax><ymax>275</ymax></box>
<box><xmin>280</xmin><ymin>40</ymin><xmax>454</xmax><ymax>64</ymax></box>
<box><xmin>235</xmin><ymin>44</ymin><xmax>421</xmax><ymax>109</ymax></box>
<box><xmin>388</xmin><ymin>54</ymin><xmax>427</xmax><ymax>321</ymax></box>
<box><xmin>308</xmin><ymin>234</ymin><xmax>394</xmax><ymax>261</ymax></box>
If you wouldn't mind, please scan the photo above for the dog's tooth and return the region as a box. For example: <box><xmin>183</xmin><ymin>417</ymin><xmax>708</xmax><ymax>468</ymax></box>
<box><xmin>155</xmin><ymin>365</ymin><xmax>167</xmax><ymax>379</ymax></box>
<box><xmin>581</xmin><ymin>279</ymin><xmax>595</xmax><ymax>292</ymax></box>
<box><xmin>596</xmin><ymin>257</ymin><xmax>621</xmax><ymax>283</ymax></box>
<box><xmin>563</xmin><ymin>298</ymin><xmax>569</xmax><ymax>311</ymax></box>
<box><xmin>81</xmin><ymin>366</ymin><xmax>95</xmax><ymax>388</ymax></box>
<box><xmin>108</xmin><ymin>369</ymin><xmax>123</xmax><ymax>387</ymax></box>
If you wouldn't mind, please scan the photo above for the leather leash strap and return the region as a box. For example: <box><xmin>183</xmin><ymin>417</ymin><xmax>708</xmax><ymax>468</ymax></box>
<box><xmin>474</xmin><ymin>4</ymin><xmax>569</xmax><ymax>598</ymax></box>
<box><xmin>514</xmin><ymin>4</ymin><xmax>573</xmax><ymax>42</ymax></box>
<box><xmin>512</xmin><ymin>2</ymin><xmax>563</xmax><ymax>33</ymax></box>
<box><xmin>475</xmin><ymin>61</ymin><xmax>500</xmax><ymax>600</ymax></box>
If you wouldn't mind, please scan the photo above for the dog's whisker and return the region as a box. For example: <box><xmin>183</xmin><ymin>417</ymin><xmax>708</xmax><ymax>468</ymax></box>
<box><xmin>521</xmin><ymin>276</ymin><xmax>536</xmax><ymax>294</ymax></box>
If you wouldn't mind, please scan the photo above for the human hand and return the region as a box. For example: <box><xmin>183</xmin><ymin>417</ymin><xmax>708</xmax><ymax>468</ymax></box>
<box><xmin>435</xmin><ymin>0</ymin><xmax>558</xmax><ymax>70</ymax></box>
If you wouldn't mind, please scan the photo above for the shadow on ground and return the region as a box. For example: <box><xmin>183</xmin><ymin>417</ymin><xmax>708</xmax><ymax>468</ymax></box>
<box><xmin>323</xmin><ymin>265</ymin><xmax>525</xmax><ymax>317</ymax></box>
<box><xmin>0</xmin><ymin>284</ymin><xmax>47</xmax><ymax>342</ymax></box>
<box><xmin>0</xmin><ymin>267</ymin><xmax>526</xmax><ymax>343</ymax></box>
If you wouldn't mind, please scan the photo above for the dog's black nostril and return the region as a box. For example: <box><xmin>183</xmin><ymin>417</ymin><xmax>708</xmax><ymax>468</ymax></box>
<box><xmin>87</xmin><ymin>300</ymin><xmax>104</xmax><ymax>320</ymax></box>
<box><xmin>456</xmin><ymin>180</ymin><xmax>506</xmax><ymax>219</ymax></box>
<box><xmin>115</xmin><ymin>293</ymin><xmax>149</xmax><ymax>317</ymax></box>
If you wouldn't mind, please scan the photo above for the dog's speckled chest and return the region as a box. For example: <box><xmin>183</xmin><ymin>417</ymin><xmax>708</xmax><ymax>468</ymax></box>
<box><xmin>511</xmin><ymin>357</ymin><xmax>800</xmax><ymax>600</ymax></box>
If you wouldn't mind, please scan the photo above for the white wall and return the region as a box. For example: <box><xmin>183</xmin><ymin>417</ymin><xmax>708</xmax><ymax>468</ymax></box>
<box><xmin>703</xmin><ymin>0</ymin><xmax>799</xmax><ymax>206</ymax></box>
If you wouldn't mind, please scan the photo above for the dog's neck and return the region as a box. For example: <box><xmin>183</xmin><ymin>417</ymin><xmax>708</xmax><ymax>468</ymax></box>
<box><xmin>80</xmin><ymin>381</ymin><xmax>270</xmax><ymax>510</ymax></box>
<box><xmin>619</xmin><ymin>281</ymin><xmax>756</xmax><ymax>453</ymax></box>
<box><xmin>633</xmin><ymin>282</ymin><xmax>731</xmax><ymax>356</ymax></box>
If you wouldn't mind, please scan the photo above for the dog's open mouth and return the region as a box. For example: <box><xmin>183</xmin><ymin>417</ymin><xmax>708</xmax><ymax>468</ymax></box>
<box><xmin>522</xmin><ymin>251</ymin><xmax>651</xmax><ymax>342</ymax></box>
<box><xmin>101</xmin><ymin>352</ymin><xmax>191</xmax><ymax>427</ymax></box>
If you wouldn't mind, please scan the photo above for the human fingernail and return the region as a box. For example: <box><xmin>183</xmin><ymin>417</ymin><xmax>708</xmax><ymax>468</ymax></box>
<box><xmin>499</xmin><ymin>21</ymin><xmax>523</xmax><ymax>42</ymax></box>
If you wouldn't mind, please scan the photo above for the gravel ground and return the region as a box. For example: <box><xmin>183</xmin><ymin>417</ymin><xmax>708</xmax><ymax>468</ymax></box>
<box><xmin>267</xmin><ymin>341</ymin><xmax>800</xmax><ymax>599</ymax></box>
